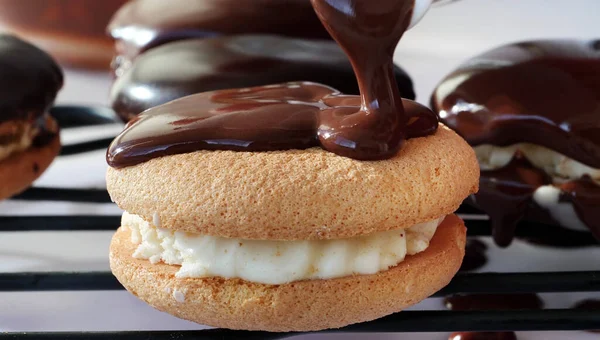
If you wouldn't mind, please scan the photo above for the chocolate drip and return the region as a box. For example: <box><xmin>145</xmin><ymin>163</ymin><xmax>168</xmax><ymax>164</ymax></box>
<box><xmin>449</xmin><ymin>332</ymin><xmax>517</xmax><ymax>340</ymax></box>
<box><xmin>109</xmin><ymin>0</ymin><xmax>332</xmax><ymax>63</ymax></box>
<box><xmin>110</xmin><ymin>35</ymin><xmax>416</xmax><ymax>121</ymax></box>
<box><xmin>460</xmin><ymin>239</ymin><xmax>488</xmax><ymax>272</ymax></box>
<box><xmin>432</xmin><ymin>40</ymin><xmax>600</xmax><ymax>246</ymax></box>
<box><xmin>559</xmin><ymin>177</ymin><xmax>600</xmax><ymax>241</ymax></box>
<box><xmin>445</xmin><ymin>293</ymin><xmax>543</xmax><ymax>311</ymax></box>
<box><xmin>0</xmin><ymin>34</ymin><xmax>63</xmax><ymax>123</ymax></box>
<box><xmin>476</xmin><ymin>155</ymin><xmax>600</xmax><ymax>247</ymax></box>
<box><xmin>475</xmin><ymin>156</ymin><xmax>550</xmax><ymax>247</ymax></box>
<box><xmin>107</xmin><ymin>0</ymin><xmax>438</xmax><ymax>168</ymax></box>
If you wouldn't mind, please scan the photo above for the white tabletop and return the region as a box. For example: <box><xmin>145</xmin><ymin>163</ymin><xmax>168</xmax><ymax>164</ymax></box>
<box><xmin>1</xmin><ymin>0</ymin><xmax>600</xmax><ymax>338</ymax></box>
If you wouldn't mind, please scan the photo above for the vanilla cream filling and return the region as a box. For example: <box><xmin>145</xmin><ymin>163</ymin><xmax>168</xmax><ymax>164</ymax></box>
<box><xmin>0</xmin><ymin>122</ymin><xmax>36</xmax><ymax>162</ymax></box>
<box><xmin>476</xmin><ymin>144</ymin><xmax>599</xmax><ymax>231</ymax></box>
<box><xmin>475</xmin><ymin>144</ymin><xmax>600</xmax><ymax>182</ymax></box>
<box><xmin>122</xmin><ymin>212</ymin><xmax>444</xmax><ymax>285</ymax></box>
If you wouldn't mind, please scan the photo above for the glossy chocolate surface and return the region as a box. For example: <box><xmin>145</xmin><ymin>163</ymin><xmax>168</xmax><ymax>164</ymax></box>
<box><xmin>107</xmin><ymin>0</ymin><xmax>438</xmax><ymax>167</ymax></box>
<box><xmin>0</xmin><ymin>34</ymin><xmax>63</xmax><ymax>123</ymax></box>
<box><xmin>432</xmin><ymin>40</ymin><xmax>600</xmax><ymax>247</ymax></box>
<box><xmin>107</xmin><ymin>82</ymin><xmax>435</xmax><ymax>167</ymax></box>
<box><xmin>110</xmin><ymin>35</ymin><xmax>416</xmax><ymax>121</ymax></box>
<box><xmin>108</xmin><ymin>0</ymin><xmax>331</xmax><ymax>62</ymax></box>
<box><xmin>432</xmin><ymin>39</ymin><xmax>600</xmax><ymax>168</ymax></box>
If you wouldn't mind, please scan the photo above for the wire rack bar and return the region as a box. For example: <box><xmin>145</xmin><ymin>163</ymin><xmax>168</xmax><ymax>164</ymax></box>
<box><xmin>2</xmin><ymin>271</ymin><xmax>599</xmax><ymax>294</ymax></box>
<box><xmin>60</xmin><ymin>138</ymin><xmax>115</xmax><ymax>156</ymax></box>
<box><xmin>2</xmin><ymin>309</ymin><xmax>600</xmax><ymax>339</ymax></box>
<box><xmin>12</xmin><ymin>188</ymin><xmax>111</xmax><ymax>203</ymax></box>
<box><xmin>0</xmin><ymin>216</ymin><xmax>120</xmax><ymax>232</ymax></box>
<box><xmin>2</xmin><ymin>215</ymin><xmax>597</xmax><ymax>247</ymax></box>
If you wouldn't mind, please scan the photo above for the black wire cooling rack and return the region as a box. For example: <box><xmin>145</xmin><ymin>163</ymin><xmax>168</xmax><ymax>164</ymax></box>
<box><xmin>1</xmin><ymin>106</ymin><xmax>599</xmax><ymax>339</ymax></box>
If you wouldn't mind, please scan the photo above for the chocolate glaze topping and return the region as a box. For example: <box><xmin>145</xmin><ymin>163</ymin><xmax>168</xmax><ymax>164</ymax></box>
<box><xmin>432</xmin><ymin>40</ymin><xmax>600</xmax><ymax>167</ymax></box>
<box><xmin>108</xmin><ymin>0</ymin><xmax>331</xmax><ymax>63</ymax></box>
<box><xmin>110</xmin><ymin>35</ymin><xmax>416</xmax><ymax>121</ymax></box>
<box><xmin>0</xmin><ymin>34</ymin><xmax>63</xmax><ymax>123</ymax></box>
<box><xmin>431</xmin><ymin>40</ymin><xmax>600</xmax><ymax>247</ymax></box>
<box><xmin>107</xmin><ymin>0</ymin><xmax>438</xmax><ymax>168</ymax></box>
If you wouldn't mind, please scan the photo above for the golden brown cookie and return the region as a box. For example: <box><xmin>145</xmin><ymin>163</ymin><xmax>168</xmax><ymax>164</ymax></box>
<box><xmin>0</xmin><ymin>130</ymin><xmax>60</xmax><ymax>200</ymax></box>
<box><xmin>107</xmin><ymin>125</ymin><xmax>479</xmax><ymax>240</ymax></box>
<box><xmin>110</xmin><ymin>214</ymin><xmax>466</xmax><ymax>332</ymax></box>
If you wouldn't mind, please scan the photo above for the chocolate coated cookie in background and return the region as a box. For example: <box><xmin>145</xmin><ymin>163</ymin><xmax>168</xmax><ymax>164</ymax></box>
<box><xmin>110</xmin><ymin>35</ymin><xmax>416</xmax><ymax>122</ymax></box>
<box><xmin>108</xmin><ymin>0</ymin><xmax>331</xmax><ymax>69</ymax></box>
<box><xmin>0</xmin><ymin>0</ymin><xmax>127</xmax><ymax>69</ymax></box>
<box><xmin>0</xmin><ymin>34</ymin><xmax>62</xmax><ymax>199</ymax></box>
<box><xmin>431</xmin><ymin>39</ymin><xmax>600</xmax><ymax>247</ymax></box>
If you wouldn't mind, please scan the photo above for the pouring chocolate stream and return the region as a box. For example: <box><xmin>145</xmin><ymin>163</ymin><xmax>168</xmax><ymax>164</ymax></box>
<box><xmin>107</xmin><ymin>0</ymin><xmax>438</xmax><ymax>168</ymax></box>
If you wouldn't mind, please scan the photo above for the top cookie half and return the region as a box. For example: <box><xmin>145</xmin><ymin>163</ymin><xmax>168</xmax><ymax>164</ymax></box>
<box><xmin>107</xmin><ymin>122</ymin><xmax>478</xmax><ymax>240</ymax></box>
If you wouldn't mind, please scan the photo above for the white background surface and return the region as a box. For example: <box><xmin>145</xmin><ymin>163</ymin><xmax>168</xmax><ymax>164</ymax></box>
<box><xmin>1</xmin><ymin>0</ymin><xmax>600</xmax><ymax>339</ymax></box>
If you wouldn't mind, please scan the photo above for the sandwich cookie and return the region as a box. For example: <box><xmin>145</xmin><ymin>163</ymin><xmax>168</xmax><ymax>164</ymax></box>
<box><xmin>431</xmin><ymin>39</ymin><xmax>600</xmax><ymax>247</ymax></box>
<box><xmin>107</xmin><ymin>0</ymin><xmax>478</xmax><ymax>331</ymax></box>
<box><xmin>0</xmin><ymin>34</ymin><xmax>62</xmax><ymax>199</ymax></box>
<box><xmin>109</xmin><ymin>35</ymin><xmax>416</xmax><ymax>121</ymax></box>
<box><xmin>108</xmin><ymin>0</ymin><xmax>332</xmax><ymax>69</ymax></box>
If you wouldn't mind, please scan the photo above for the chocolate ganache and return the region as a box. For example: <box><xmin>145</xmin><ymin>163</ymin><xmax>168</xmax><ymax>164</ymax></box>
<box><xmin>110</xmin><ymin>35</ymin><xmax>416</xmax><ymax>122</ymax></box>
<box><xmin>0</xmin><ymin>34</ymin><xmax>63</xmax><ymax>123</ymax></box>
<box><xmin>431</xmin><ymin>40</ymin><xmax>600</xmax><ymax>247</ymax></box>
<box><xmin>107</xmin><ymin>0</ymin><xmax>438</xmax><ymax>168</ymax></box>
<box><xmin>109</xmin><ymin>0</ymin><xmax>332</xmax><ymax>64</ymax></box>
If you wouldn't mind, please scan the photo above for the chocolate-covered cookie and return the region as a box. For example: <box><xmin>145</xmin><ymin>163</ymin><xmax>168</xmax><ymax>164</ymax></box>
<box><xmin>110</xmin><ymin>35</ymin><xmax>416</xmax><ymax>121</ymax></box>
<box><xmin>108</xmin><ymin>0</ymin><xmax>331</xmax><ymax>69</ymax></box>
<box><xmin>0</xmin><ymin>34</ymin><xmax>62</xmax><ymax>199</ymax></box>
<box><xmin>431</xmin><ymin>39</ymin><xmax>600</xmax><ymax>247</ymax></box>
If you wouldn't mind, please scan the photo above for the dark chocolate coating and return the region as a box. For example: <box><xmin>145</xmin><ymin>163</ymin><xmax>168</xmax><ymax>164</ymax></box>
<box><xmin>432</xmin><ymin>39</ymin><xmax>600</xmax><ymax>168</ymax></box>
<box><xmin>107</xmin><ymin>82</ymin><xmax>434</xmax><ymax>168</ymax></box>
<box><xmin>108</xmin><ymin>0</ymin><xmax>331</xmax><ymax>63</ymax></box>
<box><xmin>107</xmin><ymin>0</ymin><xmax>438</xmax><ymax>167</ymax></box>
<box><xmin>0</xmin><ymin>34</ymin><xmax>63</xmax><ymax>123</ymax></box>
<box><xmin>431</xmin><ymin>40</ymin><xmax>600</xmax><ymax>247</ymax></box>
<box><xmin>110</xmin><ymin>35</ymin><xmax>416</xmax><ymax>121</ymax></box>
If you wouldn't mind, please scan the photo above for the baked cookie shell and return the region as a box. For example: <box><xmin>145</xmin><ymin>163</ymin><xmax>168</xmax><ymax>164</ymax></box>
<box><xmin>106</xmin><ymin>125</ymin><xmax>479</xmax><ymax>240</ymax></box>
<box><xmin>110</xmin><ymin>214</ymin><xmax>466</xmax><ymax>332</ymax></box>
<box><xmin>0</xmin><ymin>131</ymin><xmax>60</xmax><ymax>199</ymax></box>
